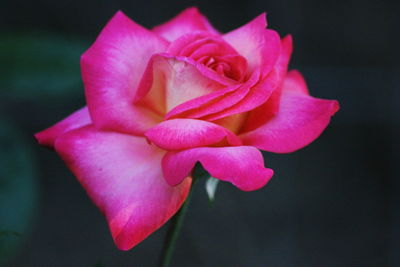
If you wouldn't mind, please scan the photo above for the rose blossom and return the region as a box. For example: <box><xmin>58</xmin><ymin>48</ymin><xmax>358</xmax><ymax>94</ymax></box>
<box><xmin>35</xmin><ymin>7</ymin><xmax>339</xmax><ymax>250</ymax></box>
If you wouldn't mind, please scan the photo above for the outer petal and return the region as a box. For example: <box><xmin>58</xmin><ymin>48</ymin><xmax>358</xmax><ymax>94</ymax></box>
<box><xmin>152</xmin><ymin>7</ymin><xmax>219</xmax><ymax>41</ymax></box>
<box><xmin>223</xmin><ymin>14</ymin><xmax>281</xmax><ymax>77</ymax></box>
<box><xmin>54</xmin><ymin>126</ymin><xmax>191</xmax><ymax>250</ymax></box>
<box><xmin>240</xmin><ymin>74</ymin><xmax>339</xmax><ymax>153</ymax></box>
<box><xmin>162</xmin><ymin>146</ymin><xmax>273</xmax><ymax>191</ymax></box>
<box><xmin>240</xmin><ymin>35</ymin><xmax>293</xmax><ymax>133</ymax></box>
<box><xmin>282</xmin><ymin>70</ymin><xmax>309</xmax><ymax>95</ymax></box>
<box><xmin>81</xmin><ymin>11</ymin><xmax>168</xmax><ymax>135</ymax></box>
<box><xmin>145</xmin><ymin>119</ymin><xmax>242</xmax><ymax>151</ymax></box>
<box><xmin>34</xmin><ymin>107</ymin><xmax>91</xmax><ymax>148</ymax></box>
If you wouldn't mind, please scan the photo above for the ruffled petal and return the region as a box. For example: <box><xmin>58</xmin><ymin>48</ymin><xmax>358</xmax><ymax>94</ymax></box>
<box><xmin>81</xmin><ymin>11</ymin><xmax>168</xmax><ymax>135</ymax></box>
<box><xmin>240</xmin><ymin>73</ymin><xmax>339</xmax><ymax>153</ymax></box>
<box><xmin>152</xmin><ymin>7</ymin><xmax>219</xmax><ymax>41</ymax></box>
<box><xmin>135</xmin><ymin>54</ymin><xmax>227</xmax><ymax>115</ymax></box>
<box><xmin>223</xmin><ymin>14</ymin><xmax>281</xmax><ymax>77</ymax></box>
<box><xmin>162</xmin><ymin>146</ymin><xmax>273</xmax><ymax>191</ymax></box>
<box><xmin>165</xmin><ymin>69</ymin><xmax>259</xmax><ymax>120</ymax></box>
<box><xmin>166</xmin><ymin>31</ymin><xmax>247</xmax><ymax>83</ymax></box>
<box><xmin>165</xmin><ymin>82</ymin><xmax>241</xmax><ymax>119</ymax></box>
<box><xmin>145</xmin><ymin>119</ymin><xmax>242</xmax><ymax>151</ymax></box>
<box><xmin>239</xmin><ymin>35</ymin><xmax>293</xmax><ymax>133</ymax></box>
<box><xmin>196</xmin><ymin>35</ymin><xmax>293</xmax><ymax>122</ymax></box>
<box><xmin>202</xmin><ymin>73</ymin><xmax>276</xmax><ymax>121</ymax></box>
<box><xmin>54</xmin><ymin>126</ymin><xmax>191</xmax><ymax>250</ymax></box>
<box><xmin>34</xmin><ymin>107</ymin><xmax>91</xmax><ymax>148</ymax></box>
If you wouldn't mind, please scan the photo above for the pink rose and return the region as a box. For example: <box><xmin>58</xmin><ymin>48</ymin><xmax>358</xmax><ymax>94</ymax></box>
<box><xmin>35</xmin><ymin>8</ymin><xmax>339</xmax><ymax>250</ymax></box>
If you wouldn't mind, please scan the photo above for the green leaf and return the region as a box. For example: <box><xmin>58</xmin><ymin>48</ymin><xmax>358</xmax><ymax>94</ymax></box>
<box><xmin>0</xmin><ymin>119</ymin><xmax>39</xmax><ymax>265</ymax></box>
<box><xmin>205</xmin><ymin>177</ymin><xmax>219</xmax><ymax>203</ymax></box>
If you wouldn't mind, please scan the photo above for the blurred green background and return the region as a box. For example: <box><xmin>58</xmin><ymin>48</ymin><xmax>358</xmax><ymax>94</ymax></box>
<box><xmin>0</xmin><ymin>33</ymin><xmax>87</xmax><ymax>265</ymax></box>
<box><xmin>0</xmin><ymin>0</ymin><xmax>398</xmax><ymax>266</ymax></box>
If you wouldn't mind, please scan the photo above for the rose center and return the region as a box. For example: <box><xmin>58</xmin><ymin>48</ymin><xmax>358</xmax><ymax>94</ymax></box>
<box><xmin>170</xmin><ymin>33</ymin><xmax>248</xmax><ymax>82</ymax></box>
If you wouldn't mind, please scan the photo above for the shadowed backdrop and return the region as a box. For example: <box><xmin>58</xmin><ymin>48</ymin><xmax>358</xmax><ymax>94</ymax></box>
<box><xmin>0</xmin><ymin>0</ymin><xmax>398</xmax><ymax>266</ymax></box>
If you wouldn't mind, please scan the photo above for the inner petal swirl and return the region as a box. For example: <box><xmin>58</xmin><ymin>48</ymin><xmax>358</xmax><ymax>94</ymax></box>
<box><xmin>167</xmin><ymin>32</ymin><xmax>248</xmax><ymax>82</ymax></box>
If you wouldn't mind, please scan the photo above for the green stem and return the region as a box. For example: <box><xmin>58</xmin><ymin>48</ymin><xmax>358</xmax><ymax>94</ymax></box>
<box><xmin>158</xmin><ymin>178</ymin><xmax>197</xmax><ymax>267</ymax></box>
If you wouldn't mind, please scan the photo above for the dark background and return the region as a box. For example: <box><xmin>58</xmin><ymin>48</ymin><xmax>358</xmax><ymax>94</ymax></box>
<box><xmin>0</xmin><ymin>0</ymin><xmax>399</xmax><ymax>266</ymax></box>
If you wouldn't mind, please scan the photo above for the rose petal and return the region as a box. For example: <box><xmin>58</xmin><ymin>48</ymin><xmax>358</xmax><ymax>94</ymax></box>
<box><xmin>195</xmin><ymin>36</ymin><xmax>292</xmax><ymax>121</ymax></box>
<box><xmin>165</xmin><ymin>82</ymin><xmax>241</xmax><ymax>119</ymax></box>
<box><xmin>212</xmin><ymin>113</ymin><xmax>247</xmax><ymax>133</ymax></box>
<box><xmin>81</xmin><ymin>11</ymin><xmax>168</xmax><ymax>135</ymax></box>
<box><xmin>34</xmin><ymin>107</ymin><xmax>91</xmax><ymax>148</ymax></box>
<box><xmin>202</xmin><ymin>73</ymin><xmax>276</xmax><ymax>121</ymax></box>
<box><xmin>282</xmin><ymin>70</ymin><xmax>309</xmax><ymax>95</ymax></box>
<box><xmin>54</xmin><ymin>126</ymin><xmax>191</xmax><ymax>250</ymax></box>
<box><xmin>152</xmin><ymin>7</ymin><xmax>219</xmax><ymax>41</ymax></box>
<box><xmin>145</xmin><ymin>119</ymin><xmax>242</xmax><ymax>151</ymax></box>
<box><xmin>240</xmin><ymin>74</ymin><xmax>339</xmax><ymax>153</ymax></box>
<box><xmin>162</xmin><ymin>146</ymin><xmax>273</xmax><ymax>191</ymax></box>
<box><xmin>165</xmin><ymin>31</ymin><xmax>244</xmax><ymax>84</ymax></box>
<box><xmin>239</xmin><ymin>35</ymin><xmax>293</xmax><ymax>133</ymax></box>
<box><xmin>163</xmin><ymin>30</ymin><xmax>286</xmax><ymax>120</ymax></box>
<box><xmin>223</xmin><ymin>14</ymin><xmax>281</xmax><ymax>77</ymax></box>
<box><xmin>135</xmin><ymin>54</ymin><xmax>226</xmax><ymax>114</ymax></box>
<box><xmin>166</xmin><ymin>32</ymin><xmax>220</xmax><ymax>56</ymax></box>
<box><xmin>198</xmin><ymin>35</ymin><xmax>293</xmax><ymax>122</ymax></box>
<box><xmin>182</xmin><ymin>68</ymin><xmax>260</xmax><ymax>118</ymax></box>
<box><xmin>165</xmin><ymin>69</ymin><xmax>259</xmax><ymax>120</ymax></box>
